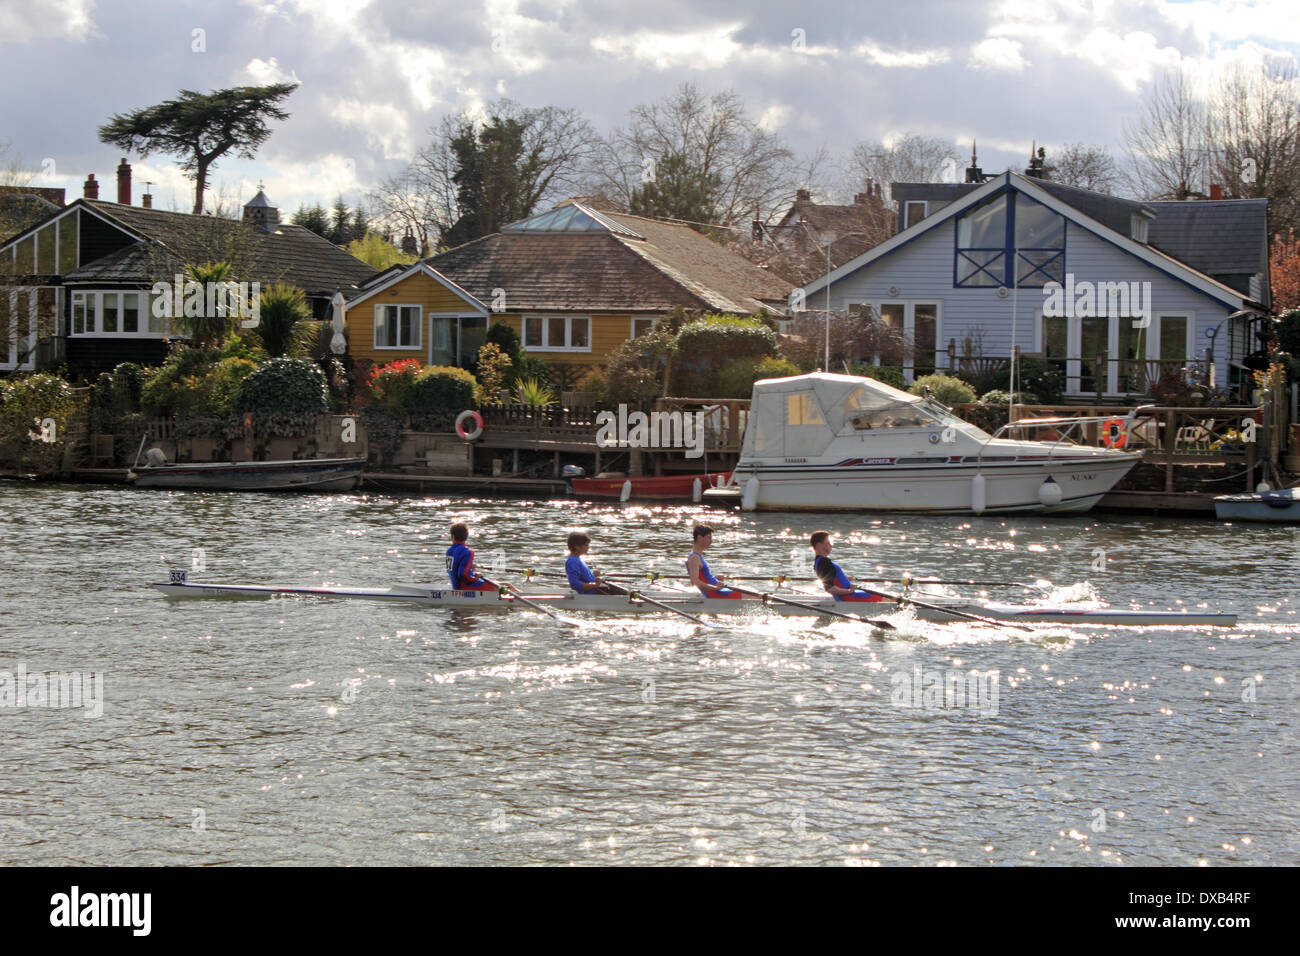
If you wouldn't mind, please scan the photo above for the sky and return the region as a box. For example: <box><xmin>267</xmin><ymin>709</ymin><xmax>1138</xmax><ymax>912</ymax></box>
<box><xmin>2</xmin><ymin>0</ymin><xmax>1299</xmax><ymax>222</ymax></box>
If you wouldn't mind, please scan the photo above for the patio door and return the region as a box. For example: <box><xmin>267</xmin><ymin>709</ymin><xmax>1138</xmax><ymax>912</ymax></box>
<box><xmin>862</xmin><ymin>301</ymin><xmax>940</xmax><ymax>384</ymax></box>
<box><xmin>429</xmin><ymin>314</ymin><xmax>489</xmax><ymax>369</ymax></box>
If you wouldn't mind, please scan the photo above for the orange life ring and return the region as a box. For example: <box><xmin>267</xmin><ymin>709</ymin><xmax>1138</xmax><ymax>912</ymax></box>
<box><xmin>1102</xmin><ymin>417</ymin><xmax>1128</xmax><ymax>449</ymax></box>
<box><xmin>455</xmin><ymin>409</ymin><xmax>484</xmax><ymax>441</ymax></box>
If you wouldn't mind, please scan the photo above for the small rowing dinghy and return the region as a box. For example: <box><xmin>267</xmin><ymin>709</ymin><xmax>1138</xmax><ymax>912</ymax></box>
<box><xmin>149</xmin><ymin>573</ymin><xmax>1237</xmax><ymax>627</ymax></box>
<box><xmin>1214</xmin><ymin>487</ymin><xmax>1300</xmax><ymax>522</ymax></box>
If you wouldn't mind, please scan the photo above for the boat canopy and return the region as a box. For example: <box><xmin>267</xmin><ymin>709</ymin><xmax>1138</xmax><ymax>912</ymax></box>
<box><xmin>742</xmin><ymin>372</ymin><xmax>969</xmax><ymax>459</ymax></box>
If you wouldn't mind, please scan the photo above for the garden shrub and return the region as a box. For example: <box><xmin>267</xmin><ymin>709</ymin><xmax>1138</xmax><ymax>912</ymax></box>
<box><xmin>407</xmin><ymin>365</ymin><xmax>475</xmax><ymax>419</ymax></box>
<box><xmin>367</xmin><ymin>358</ymin><xmax>422</xmax><ymax>414</ymax></box>
<box><xmin>0</xmin><ymin>373</ymin><xmax>78</xmax><ymax>474</ymax></box>
<box><xmin>909</xmin><ymin>373</ymin><xmax>976</xmax><ymax>406</ymax></box>
<box><xmin>716</xmin><ymin>355</ymin><xmax>800</xmax><ymax>399</ymax></box>
<box><xmin>851</xmin><ymin>364</ymin><xmax>905</xmax><ymax>388</ymax></box>
<box><xmin>235</xmin><ymin>357</ymin><xmax>329</xmax><ymax>417</ymax></box>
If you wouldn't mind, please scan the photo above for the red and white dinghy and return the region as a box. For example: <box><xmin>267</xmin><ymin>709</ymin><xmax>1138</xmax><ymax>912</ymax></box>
<box><xmin>568</xmin><ymin>471</ymin><xmax>732</xmax><ymax>501</ymax></box>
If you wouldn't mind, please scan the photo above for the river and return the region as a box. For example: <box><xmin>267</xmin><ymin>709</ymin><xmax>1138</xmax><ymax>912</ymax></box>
<box><xmin>0</xmin><ymin>481</ymin><xmax>1295</xmax><ymax>865</ymax></box>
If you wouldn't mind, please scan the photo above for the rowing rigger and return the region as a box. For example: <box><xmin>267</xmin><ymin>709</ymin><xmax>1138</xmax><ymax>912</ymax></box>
<box><xmin>148</xmin><ymin>573</ymin><xmax>1238</xmax><ymax>627</ymax></box>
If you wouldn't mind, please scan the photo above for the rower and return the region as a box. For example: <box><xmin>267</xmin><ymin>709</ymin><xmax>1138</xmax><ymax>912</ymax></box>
<box><xmin>565</xmin><ymin>531</ymin><xmax>613</xmax><ymax>595</ymax></box>
<box><xmin>687</xmin><ymin>525</ymin><xmax>742</xmax><ymax>599</ymax></box>
<box><xmin>809</xmin><ymin>530</ymin><xmax>886</xmax><ymax>602</ymax></box>
<box><xmin>445</xmin><ymin>522</ymin><xmax>496</xmax><ymax>591</ymax></box>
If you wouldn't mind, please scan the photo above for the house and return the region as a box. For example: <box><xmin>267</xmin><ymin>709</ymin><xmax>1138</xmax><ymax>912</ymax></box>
<box><xmin>800</xmin><ymin>161</ymin><xmax>1270</xmax><ymax>400</ymax></box>
<box><xmin>342</xmin><ymin>199</ymin><xmax>793</xmax><ymax>374</ymax></box>
<box><xmin>0</xmin><ymin>160</ymin><xmax>377</xmax><ymax>376</ymax></box>
<box><xmin>763</xmin><ymin>185</ymin><xmax>894</xmax><ymax>276</ymax></box>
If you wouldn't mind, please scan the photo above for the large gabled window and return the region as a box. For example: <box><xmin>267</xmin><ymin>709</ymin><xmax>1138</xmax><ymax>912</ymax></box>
<box><xmin>955</xmin><ymin>193</ymin><xmax>1064</xmax><ymax>288</ymax></box>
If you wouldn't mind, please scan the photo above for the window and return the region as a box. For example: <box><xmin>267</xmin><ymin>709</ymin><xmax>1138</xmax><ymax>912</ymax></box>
<box><xmin>955</xmin><ymin>193</ymin><xmax>1064</xmax><ymax>288</ymax></box>
<box><xmin>69</xmin><ymin>290</ymin><xmax>161</xmax><ymax>337</ymax></box>
<box><xmin>631</xmin><ymin>317</ymin><xmax>657</xmax><ymax>338</ymax></box>
<box><xmin>522</xmin><ymin>315</ymin><xmax>591</xmax><ymax>352</ymax></box>
<box><xmin>375</xmin><ymin>304</ymin><xmax>420</xmax><ymax>348</ymax></box>
<box><xmin>1130</xmin><ymin>214</ymin><xmax>1149</xmax><ymax>244</ymax></box>
<box><xmin>904</xmin><ymin>201</ymin><xmax>928</xmax><ymax>230</ymax></box>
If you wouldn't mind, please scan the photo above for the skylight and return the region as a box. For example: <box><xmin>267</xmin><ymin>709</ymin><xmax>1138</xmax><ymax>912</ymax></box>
<box><xmin>502</xmin><ymin>202</ymin><xmax>644</xmax><ymax>239</ymax></box>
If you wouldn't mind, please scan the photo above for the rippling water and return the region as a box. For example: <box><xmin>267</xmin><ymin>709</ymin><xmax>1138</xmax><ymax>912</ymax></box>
<box><xmin>0</xmin><ymin>481</ymin><xmax>1295</xmax><ymax>866</ymax></box>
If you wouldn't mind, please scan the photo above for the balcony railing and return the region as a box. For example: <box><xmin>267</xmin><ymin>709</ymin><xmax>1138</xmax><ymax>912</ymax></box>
<box><xmin>940</xmin><ymin>352</ymin><xmax>1215</xmax><ymax>400</ymax></box>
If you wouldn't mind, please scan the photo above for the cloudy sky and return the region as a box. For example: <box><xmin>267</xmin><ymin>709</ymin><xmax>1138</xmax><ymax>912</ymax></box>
<box><xmin>3</xmin><ymin>0</ymin><xmax>1298</xmax><ymax>221</ymax></box>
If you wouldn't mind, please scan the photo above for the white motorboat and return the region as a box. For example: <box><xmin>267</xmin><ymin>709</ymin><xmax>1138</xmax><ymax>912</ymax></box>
<box><xmin>705</xmin><ymin>373</ymin><xmax>1141</xmax><ymax>514</ymax></box>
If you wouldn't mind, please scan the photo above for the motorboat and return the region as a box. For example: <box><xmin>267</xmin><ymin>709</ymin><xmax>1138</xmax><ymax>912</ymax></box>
<box><xmin>703</xmin><ymin>372</ymin><xmax>1141</xmax><ymax>514</ymax></box>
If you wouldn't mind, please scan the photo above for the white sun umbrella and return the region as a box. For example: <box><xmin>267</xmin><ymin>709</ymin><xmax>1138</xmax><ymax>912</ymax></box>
<box><xmin>330</xmin><ymin>290</ymin><xmax>347</xmax><ymax>355</ymax></box>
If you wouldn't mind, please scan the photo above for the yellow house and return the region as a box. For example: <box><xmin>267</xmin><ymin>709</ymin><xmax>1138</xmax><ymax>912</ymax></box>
<box><xmin>343</xmin><ymin>200</ymin><xmax>793</xmax><ymax>373</ymax></box>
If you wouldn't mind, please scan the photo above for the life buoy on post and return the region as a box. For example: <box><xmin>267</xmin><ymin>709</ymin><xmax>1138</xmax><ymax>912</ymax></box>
<box><xmin>455</xmin><ymin>410</ymin><xmax>484</xmax><ymax>442</ymax></box>
<box><xmin>1102</xmin><ymin>417</ymin><xmax>1128</xmax><ymax>449</ymax></box>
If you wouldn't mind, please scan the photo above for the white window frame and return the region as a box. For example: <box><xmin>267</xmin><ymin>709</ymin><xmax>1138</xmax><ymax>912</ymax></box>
<box><xmin>2</xmin><ymin>288</ymin><xmax>38</xmax><ymax>371</ymax></box>
<box><xmin>374</xmin><ymin>303</ymin><xmax>422</xmax><ymax>350</ymax></box>
<box><xmin>1035</xmin><ymin>309</ymin><xmax>1194</xmax><ymax>396</ymax></box>
<box><xmin>904</xmin><ymin>201</ymin><xmax>928</xmax><ymax>230</ymax></box>
<box><xmin>68</xmin><ymin>290</ymin><xmax>164</xmax><ymax>337</ymax></box>
<box><xmin>845</xmin><ymin>300</ymin><xmax>943</xmax><ymax>385</ymax></box>
<box><xmin>630</xmin><ymin>316</ymin><xmax>659</xmax><ymax>339</ymax></box>
<box><xmin>522</xmin><ymin>314</ymin><xmax>592</xmax><ymax>353</ymax></box>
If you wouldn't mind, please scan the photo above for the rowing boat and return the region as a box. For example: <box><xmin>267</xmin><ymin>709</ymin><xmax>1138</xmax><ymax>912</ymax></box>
<box><xmin>149</xmin><ymin>575</ymin><xmax>1238</xmax><ymax>627</ymax></box>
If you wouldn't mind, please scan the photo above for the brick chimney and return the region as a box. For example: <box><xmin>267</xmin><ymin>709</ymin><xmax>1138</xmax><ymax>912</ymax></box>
<box><xmin>796</xmin><ymin>188</ymin><xmax>811</xmax><ymax>202</ymax></box>
<box><xmin>116</xmin><ymin>157</ymin><xmax>131</xmax><ymax>205</ymax></box>
<box><xmin>1209</xmin><ymin>184</ymin><xmax>1223</xmax><ymax>200</ymax></box>
<box><xmin>83</xmin><ymin>174</ymin><xmax>99</xmax><ymax>200</ymax></box>
<box><xmin>854</xmin><ymin>192</ymin><xmax>868</xmax><ymax>205</ymax></box>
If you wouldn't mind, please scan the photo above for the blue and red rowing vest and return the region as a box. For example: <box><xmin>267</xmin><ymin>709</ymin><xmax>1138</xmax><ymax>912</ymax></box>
<box><xmin>446</xmin><ymin>542</ymin><xmax>495</xmax><ymax>591</ymax></box>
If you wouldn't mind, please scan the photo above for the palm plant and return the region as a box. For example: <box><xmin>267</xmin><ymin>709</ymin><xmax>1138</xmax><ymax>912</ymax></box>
<box><xmin>513</xmin><ymin>376</ymin><xmax>555</xmax><ymax>406</ymax></box>
<box><xmin>179</xmin><ymin>261</ymin><xmax>235</xmax><ymax>347</ymax></box>
<box><xmin>252</xmin><ymin>283</ymin><xmax>317</xmax><ymax>358</ymax></box>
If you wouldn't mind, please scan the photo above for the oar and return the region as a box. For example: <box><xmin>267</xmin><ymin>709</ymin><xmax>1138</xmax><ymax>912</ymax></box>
<box><xmin>724</xmin><ymin>583</ymin><xmax>895</xmax><ymax>630</ymax></box>
<box><xmin>481</xmin><ymin>577</ymin><xmax>583</xmax><ymax>629</ymax></box>
<box><xmin>864</xmin><ymin>584</ymin><xmax>1034</xmax><ymax>633</ymax></box>
<box><xmin>600</xmin><ymin>580</ymin><xmax>729</xmax><ymax>630</ymax></box>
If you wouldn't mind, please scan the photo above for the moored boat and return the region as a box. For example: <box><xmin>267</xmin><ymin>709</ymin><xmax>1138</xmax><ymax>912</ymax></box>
<box><xmin>129</xmin><ymin>456</ymin><xmax>366</xmax><ymax>492</ymax></box>
<box><xmin>1214</xmin><ymin>487</ymin><xmax>1300</xmax><ymax>522</ymax></box>
<box><xmin>569</xmin><ymin>471</ymin><xmax>732</xmax><ymax>500</ymax></box>
<box><xmin>149</xmin><ymin>575</ymin><xmax>1237</xmax><ymax>627</ymax></box>
<box><xmin>705</xmin><ymin>372</ymin><xmax>1141</xmax><ymax>514</ymax></box>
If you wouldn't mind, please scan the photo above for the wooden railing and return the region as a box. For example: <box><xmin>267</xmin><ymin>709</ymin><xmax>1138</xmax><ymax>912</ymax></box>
<box><xmin>1006</xmin><ymin>404</ymin><xmax>1263</xmax><ymax>457</ymax></box>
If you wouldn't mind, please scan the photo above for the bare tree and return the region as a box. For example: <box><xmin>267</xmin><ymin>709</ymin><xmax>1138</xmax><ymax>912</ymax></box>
<box><xmin>1207</xmin><ymin>57</ymin><xmax>1300</xmax><ymax>234</ymax></box>
<box><xmin>844</xmin><ymin>134</ymin><xmax>958</xmax><ymax>204</ymax></box>
<box><xmin>377</xmin><ymin>99</ymin><xmax>596</xmax><ymax>251</ymax></box>
<box><xmin>589</xmin><ymin>83</ymin><xmax>803</xmax><ymax>227</ymax></box>
<box><xmin>1044</xmin><ymin>143</ymin><xmax>1121</xmax><ymax>193</ymax></box>
<box><xmin>1122</xmin><ymin>68</ymin><xmax>1212</xmax><ymax>200</ymax></box>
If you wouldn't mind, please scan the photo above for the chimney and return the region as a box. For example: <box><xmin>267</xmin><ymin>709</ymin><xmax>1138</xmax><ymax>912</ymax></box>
<box><xmin>142</xmin><ymin>193</ymin><xmax>152</xmax><ymax>209</ymax></box>
<box><xmin>751</xmin><ymin>216</ymin><xmax>763</xmax><ymax>243</ymax></box>
<box><xmin>116</xmin><ymin>157</ymin><xmax>131</xmax><ymax>204</ymax></box>
<box><xmin>400</xmin><ymin>227</ymin><xmax>418</xmax><ymax>256</ymax></box>
<box><xmin>875</xmin><ymin>182</ymin><xmax>883</xmax><ymax>199</ymax></box>
<box><xmin>83</xmin><ymin>174</ymin><xmax>99</xmax><ymax>200</ymax></box>
<box><xmin>796</xmin><ymin>188</ymin><xmax>811</xmax><ymax>202</ymax></box>
<box><xmin>1209</xmin><ymin>183</ymin><xmax>1223</xmax><ymax>201</ymax></box>
<box><xmin>854</xmin><ymin>193</ymin><xmax>868</xmax><ymax>205</ymax></box>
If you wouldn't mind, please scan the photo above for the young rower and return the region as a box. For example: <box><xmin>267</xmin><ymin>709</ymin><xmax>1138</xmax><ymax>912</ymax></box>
<box><xmin>810</xmin><ymin>530</ymin><xmax>886</xmax><ymax>602</ymax></box>
<box><xmin>565</xmin><ymin>532</ymin><xmax>613</xmax><ymax>595</ymax></box>
<box><xmin>687</xmin><ymin>525</ymin><xmax>742</xmax><ymax>599</ymax></box>
<box><xmin>445</xmin><ymin>522</ymin><xmax>496</xmax><ymax>591</ymax></box>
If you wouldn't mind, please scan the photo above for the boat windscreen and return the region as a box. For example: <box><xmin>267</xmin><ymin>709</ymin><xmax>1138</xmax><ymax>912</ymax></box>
<box><xmin>839</xmin><ymin>387</ymin><xmax>943</xmax><ymax>430</ymax></box>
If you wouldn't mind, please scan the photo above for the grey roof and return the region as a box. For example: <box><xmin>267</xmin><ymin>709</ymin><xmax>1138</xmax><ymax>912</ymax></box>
<box><xmin>68</xmin><ymin>200</ymin><xmax>377</xmax><ymax>296</ymax></box>
<box><xmin>890</xmin><ymin>178</ymin><xmax>1268</xmax><ymax>297</ymax></box>
<box><xmin>64</xmin><ymin>240</ymin><xmax>184</xmax><ymax>281</ymax></box>
<box><xmin>244</xmin><ymin>189</ymin><xmax>275</xmax><ymax>208</ymax></box>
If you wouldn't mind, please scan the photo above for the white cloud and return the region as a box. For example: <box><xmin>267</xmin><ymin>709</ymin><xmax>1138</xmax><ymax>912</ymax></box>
<box><xmin>590</xmin><ymin>25</ymin><xmax>743</xmax><ymax>70</ymax></box>
<box><xmin>969</xmin><ymin>36</ymin><xmax>1027</xmax><ymax>72</ymax></box>
<box><xmin>243</xmin><ymin>56</ymin><xmax>299</xmax><ymax>86</ymax></box>
<box><xmin>853</xmin><ymin>40</ymin><xmax>950</xmax><ymax>68</ymax></box>
<box><xmin>0</xmin><ymin>0</ymin><xmax>96</xmax><ymax>44</ymax></box>
<box><xmin>329</xmin><ymin>99</ymin><xmax>414</xmax><ymax>159</ymax></box>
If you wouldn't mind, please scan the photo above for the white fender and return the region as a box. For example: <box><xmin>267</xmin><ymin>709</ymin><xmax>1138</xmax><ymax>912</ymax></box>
<box><xmin>619</xmin><ymin>480</ymin><xmax>632</xmax><ymax>503</ymax></box>
<box><xmin>970</xmin><ymin>473</ymin><xmax>986</xmax><ymax>514</ymax></box>
<box><xmin>1038</xmin><ymin>476</ymin><xmax>1063</xmax><ymax>508</ymax></box>
<box><xmin>692</xmin><ymin>477</ymin><xmax>702</xmax><ymax>503</ymax></box>
<box><xmin>741</xmin><ymin>477</ymin><xmax>760</xmax><ymax>511</ymax></box>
